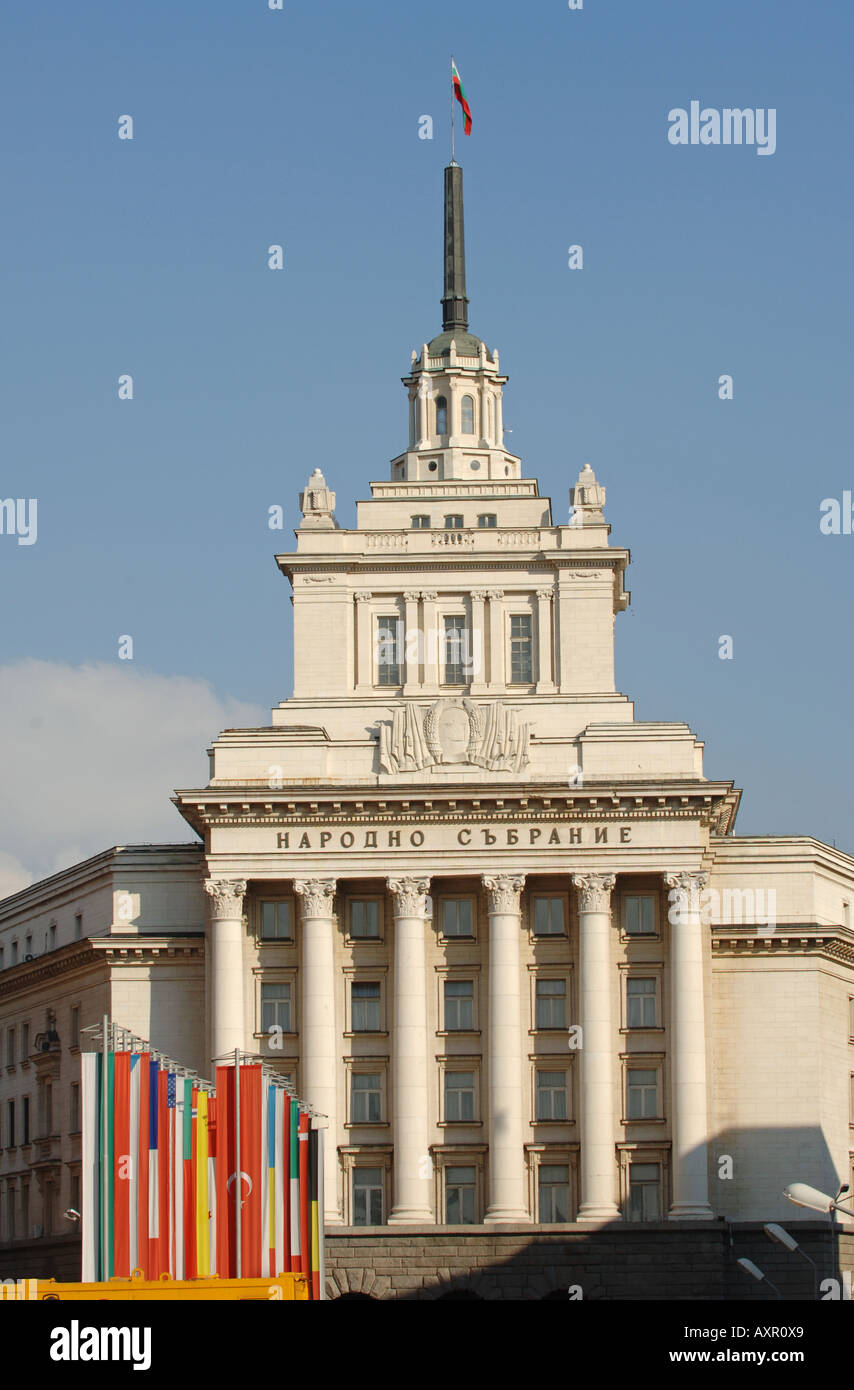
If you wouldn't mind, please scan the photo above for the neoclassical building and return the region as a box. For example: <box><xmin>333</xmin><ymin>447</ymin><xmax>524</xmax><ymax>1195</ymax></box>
<box><xmin>1</xmin><ymin>163</ymin><xmax>853</xmax><ymax>1293</ymax></box>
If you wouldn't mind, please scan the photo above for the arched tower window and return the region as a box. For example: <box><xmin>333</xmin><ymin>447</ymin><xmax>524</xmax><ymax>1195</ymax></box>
<box><xmin>461</xmin><ymin>394</ymin><xmax>475</xmax><ymax>434</ymax></box>
<box><xmin>435</xmin><ymin>396</ymin><xmax>448</xmax><ymax>435</ymax></box>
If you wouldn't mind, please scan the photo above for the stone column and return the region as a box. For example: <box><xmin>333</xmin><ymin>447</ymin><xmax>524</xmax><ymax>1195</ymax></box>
<box><xmin>204</xmin><ymin>878</ymin><xmax>247</xmax><ymax>1064</ymax></box>
<box><xmin>420</xmin><ymin>591</ymin><xmax>439</xmax><ymax>692</ymax></box>
<box><xmin>403</xmin><ymin>592</ymin><xmax>421</xmax><ymax>694</ymax></box>
<box><xmin>354</xmin><ymin>592</ymin><xmax>373</xmax><ymax>692</ymax></box>
<box><xmin>387</xmin><ymin>877</ymin><xmax>433</xmax><ymax>1223</ymax></box>
<box><xmin>482</xmin><ymin>874</ymin><xmax>529</xmax><ymax>1222</ymax></box>
<box><xmin>469</xmin><ymin>589</ymin><xmax>488</xmax><ymax>693</ymax></box>
<box><xmin>496</xmin><ymin>389</ymin><xmax>504</xmax><ymax>446</ymax></box>
<box><xmin>572</xmin><ymin>873</ymin><xmax>621</xmax><ymax>1222</ymax></box>
<box><xmin>295</xmin><ymin>878</ymin><xmax>341</xmax><ymax>1223</ymax></box>
<box><xmin>664</xmin><ymin>872</ymin><xmax>713</xmax><ymax>1219</ymax></box>
<box><xmin>536</xmin><ymin>588</ymin><xmax>556</xmax><ymax>692</ymax></box>
<box><xmin>486</xmin><ymin>589</ymin><xmax>504</xmax><ymax>689</ymax></box>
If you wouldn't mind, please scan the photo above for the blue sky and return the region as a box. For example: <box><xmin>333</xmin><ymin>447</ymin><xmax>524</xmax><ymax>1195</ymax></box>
<box><xmin>1</xmin><ymin>0</ymin><xmax>852</xmax><ymax>882</ymax></box>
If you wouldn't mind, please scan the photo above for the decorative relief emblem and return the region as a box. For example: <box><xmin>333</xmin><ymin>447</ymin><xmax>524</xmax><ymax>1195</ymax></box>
<box><xmin>378</xmin><ymin>698</ymin><xmax>530</xmax><ymax>774</ymax></box>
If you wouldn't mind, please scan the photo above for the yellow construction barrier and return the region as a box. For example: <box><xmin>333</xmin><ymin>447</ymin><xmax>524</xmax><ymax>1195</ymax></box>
<box><xmin>37</xmin><ymin>1268</ymin><xmax>309</xmax><ymax>1300</ymax></box>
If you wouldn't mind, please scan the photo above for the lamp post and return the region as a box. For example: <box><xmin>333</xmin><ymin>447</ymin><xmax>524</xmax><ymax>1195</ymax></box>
<box><xmin>783</xmin><ymin>1182</ymin><xmax>853</xmax><ymax>1216</ymax></box>
<box><xmin>764</xmin><ymin>1222</ymin><xmax>818</xmax><ymax>1300</ymax></box>
<box><xmin>737</xmin><ymin>1257</ymin><xmax>782</xmax><ymax>1300</ymax></box>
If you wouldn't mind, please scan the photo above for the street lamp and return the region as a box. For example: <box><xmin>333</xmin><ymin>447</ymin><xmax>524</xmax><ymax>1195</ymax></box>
<box><xmin>764</xmin><ymin>1222</ymin><xmax>818</xmax><ymax>1300</ymax></box>
<box><xmin>737</xmin><ymin>1257</ymin><xmax>782</xmax><ymax>1299</ymax></box>
<box><xmin>784</xmin><ymin>1182</ymin><xmax>853</xmax><ymax>1215</ymax></box>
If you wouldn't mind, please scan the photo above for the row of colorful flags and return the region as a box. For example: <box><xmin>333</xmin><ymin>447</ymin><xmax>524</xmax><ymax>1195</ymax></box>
<box><xmin>81</xmin><ymin>1030</ymin><xmax>324</xmax><ymax>1296</ymax></box>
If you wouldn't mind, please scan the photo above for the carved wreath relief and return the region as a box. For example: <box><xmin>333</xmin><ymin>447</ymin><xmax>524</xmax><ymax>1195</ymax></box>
<box><xmin>378</xmin><ymin>698</ymin><xmax>531</xmax><ymax>775</ymax></box>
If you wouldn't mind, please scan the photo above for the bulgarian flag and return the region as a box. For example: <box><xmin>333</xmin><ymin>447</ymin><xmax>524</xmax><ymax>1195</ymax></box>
<box><xmin>451</xmin><ymin>59</ymin><xmax>472</xmax><ymax>135</ymax></box>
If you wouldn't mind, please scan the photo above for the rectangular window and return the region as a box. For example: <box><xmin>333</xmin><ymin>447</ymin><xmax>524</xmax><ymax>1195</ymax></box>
<box><xmin>22</xmin><ymin>1096</ymin><xmax>29</xmax><ymax>1144</ymax></box>
<box><xmin>6</xmin><ymin>1027</ymin><xmax>15</xmax><ymax>1067</ymax></box>
<box><xmin>411</xmin><ymin>515</ymin><xmax>430</xmax><ymax>529</ymax></box>
<box><xmin>7</xmin><ymin>1099</ymin><xmax>14</xmax><ymax>1147</ymax></box>
<box><xmin>443</xmin><ymin>615</ymin><xmax>468</xmax><ymax>685</ymax></box>
<box><xmin>260</xmin><ymin>901</ymin><xmax>292</xmax><ymax>941</ymax></box>
<box><xmin>70</xmin><ymin>1083</ymin><xmax>80</xmax><ymax>1133</ymax></box>
<box><xmin>260</xmin><ymin>982</ymin><xmax>292</xmax><ymax>1035</ymax></box>
<box><xmin>351</xmin><ymin>981</ymin><xmax>381</xmax><ymax>1033</ymax></box>
<box><xmin>536</xmin><ymin>1069</ymin><xmax>568</xmax><ymax>1121</ymax></box>
<box><xmin>440</xmin><ymin>898</ymin><xmax>473</xmax><ymax>938</ymax></box>
<box><xmin>444</xmin><ymin>980</ymin><xmax>474</xmax><ymax>1032</ymax></box>
<box><xmin>351</xmin><ymin>1073</ymin><xmax>382</xmax><ymax>1124</ymax></box>
<box><xmin>74</xmin><ymin>914</ymin><xmax>83</xmax><ymax>940</ymax></box>
<box><xmin>24</xmin><ymin>935</ymin><xmax>32</xmax><ymax>957</ymax></box>
<box><xmin>70</xmin><ymin>1007</ymin><xmax>80</xmax><ymax>1049</ymax></box>
<box><xmin>536</xmin><ymin>978</ymin><xmax>566</xmax><ymax>1030</ymax></box>
<box><xmin>625</xmin><ymin>895</ymin><xmax>656</xmax><ymax>935</ymax></box>
<box><xmin>49</xmin><ymin>924</ymin><xmax>56</xmax><ymax>950</ymax></box>
<box><xmin>70</xmin><ymin>1175</ymin><xmax>80</xmax><ymax>1217</ymax></box>
<box><xmin>353</xmin><ymin>1167</ymin><xmax>384</xmax><ymax>1225</ymax></box>
<box><xmin>445</xmin><ymin>1166</ymin><xmax>477</xmax><ymax>1224</ymax></box>
<box><xmin>626</xmin><ymin>978</ymin><xmax>658</xmax><ymax>1029</ymax></box>
<box><xmin>444</xmin><ymin>515</ymin><xmax>464</xmax><ymax>529</ymax></box>
<box><xmin>20</xmin><ymin>1024</ymin><xmax>28</xmax><ymax>1061</ymax></box>
<box><xmin>626</xmin><ymin>1068</ymin><xmax>659</xmax><ymax>1120</ymax></box>
<box><xmin>0</xmin><ymin>948</ymin><xmax>4</xmax><ymax>970</ymax></box>
<box><xmin>376</xmin><ymin>615</ymin><xmax>402</xmax><ymax>686</ymax></box>
<box><xmin>444</xmin><ymin>1071</ymin><xmax>475</xmax><ymax>1123</ymax></box>
<box><xmin>533</xmin><ymin>896</ymin><xmax>565</xmax><ymax>936</ymax></box>
<box><xmin>350</xmin><ymin>900</ymin><xmax>380</xmax><ymax>939</ymax></box>
<box><xmin>11</xmin><ymin>941</ymin><xmax>18</xmax><ymax>965</ymax></box>
<box><xmin>628</xmin><ymin>1162</ymin><xmax>661</xmax><ymax>1221</ymax></box>
<box><xmin>477</xmin><ymin>514</ymin><xmax>497</xmax><ymax>528</ymax></box>
<box><xmin>539</xmin><ymin>1164</ymin><xmax>570</xmax><ymax>1223</ymax></box>
<box><xmin>42</xmin><ymin>1080</ymin><xmax>53</xmax><ymax>1136</ymax></box>
<box><xmin>509</xmin><ymin>614</ymin><xmax>533</xmax><ymax>684</ymax></box>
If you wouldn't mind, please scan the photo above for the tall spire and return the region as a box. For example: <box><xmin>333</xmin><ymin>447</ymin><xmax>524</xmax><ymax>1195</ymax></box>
<box><xmin>441</xmin><ymin>164</ymin><xmax>469</xmax><ymax>333</ymax></box>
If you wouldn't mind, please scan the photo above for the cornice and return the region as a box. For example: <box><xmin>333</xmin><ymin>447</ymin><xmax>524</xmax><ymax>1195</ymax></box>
<box><xmin>711</xmin><ymin>929</ymin><xmax>854</xmax><ymax>967</ymax></box>
<box><xmin>0</xmin><ymin>936</ymin><xmax>205</xmax><ymax>999</ymax></box>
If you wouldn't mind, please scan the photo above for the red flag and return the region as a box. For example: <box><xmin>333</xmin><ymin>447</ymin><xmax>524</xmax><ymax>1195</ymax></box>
<box><xmin>238</xmin><ymin>1066</ymin><xmax>264</xmax><ymax>1277</ymax></box>
<box><xmin>451</xmin><ymin>60</ymin><xmax>472</xmax><ymax>135</ymax></box>
<box><xmin>215</xmin><ymin>1067</ymin><xmax>236</xmax><ymax>1276</ymax></box>
<box><xmin>112</xmin><ymin>1051</ymin><xmax>131</xmax><ymax>1277</ymax></box>
<box><xmin>298</xmin><ymin>1111</ymin><xmax>310</xmax><ymax>1289</ymax></box>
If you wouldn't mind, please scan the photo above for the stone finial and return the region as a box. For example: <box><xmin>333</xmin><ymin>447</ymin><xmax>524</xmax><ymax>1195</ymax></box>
<box><xmin>568</xmin><ymin>463</ymin><xmax>607</xmax><ymax>526</ymax></box>
<box><xmin>299</xmin><ymin>467</ymin><xmax>337</xmax><ymax>529</ymax></box>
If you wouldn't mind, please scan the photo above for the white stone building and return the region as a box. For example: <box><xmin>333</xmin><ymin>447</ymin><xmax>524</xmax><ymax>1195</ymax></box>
<box><xmin>1</xmin><ymin>165</ymin><xmax>853</xmax><ymax>1283</ymax></box>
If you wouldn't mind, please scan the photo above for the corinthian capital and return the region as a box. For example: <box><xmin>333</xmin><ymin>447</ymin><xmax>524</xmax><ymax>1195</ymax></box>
<box><xmin>204</xmin><ymin>878</ymin><xmax>248</xmax><ymax>919</ymax></box>
<box><xmin>294</xmin><ymin>878</ymin><xmax>337</xmax><ymax>917</ymax></box>
<box><xmin>482</xmin><ymin>874</ymin><xmax>526</xmax><ymax>914</ymax></box>
<box><xmin>664</xmin><ymin>871</ymin><xmax>708</xmax><ymax>924</ymax></box>
<box><xmin>572</xmin><ymin>873</ymin><xmax>616</xmax><ymax>914</ymax></box>
<box><xmin>387</xmin><ymin>876</ymin><xmax>430</xmax><ymax>917</ymax></box>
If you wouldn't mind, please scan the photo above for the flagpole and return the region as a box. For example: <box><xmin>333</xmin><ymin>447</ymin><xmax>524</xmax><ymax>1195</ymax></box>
<box><xmin>450</xmin><ymin>55</ymin><xmax>455</xmax><ymax>164</ymax></box>
<box><xmin>101</xmin><ymin>1013</ymin><xmax>109</xmax><ymax>1281</ymax></box>
<box><xmin>234</xmin><ymin>1048</ymin><xmax>242</xmax><ymax>1279</ymax></box>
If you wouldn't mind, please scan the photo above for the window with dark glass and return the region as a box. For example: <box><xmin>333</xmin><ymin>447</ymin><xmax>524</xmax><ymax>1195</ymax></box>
<box><xmin>445</xmin><ymin>1166</ymin><xmax>477</xmax><ymax>1224</ymax></box>
<box><xmin>443</xmin><ymin>615</ymin><xmax>468</xmax><ymax>684</ymax></box>
<box><xmin>626</xmin><ymin>978</ymin><xmax>657</xmax><ymax>1028</ymax></box>
<box><xmin>22</xmin><ymin>1096</ymin><xmax>29</xmax><ymax>1144</ymax></box>
<box><xmin>435</xmin><ymin>396</ymin><xmax>448</xmax><ymax>434</ymax></box>
<box><xmin>536</xmin><ymin>979</ymin><xmax>567</xmax><ymax>1030</ymax></box>
<box><xmin>444</xmin><ymin>979</ymin><xmax>474</xmax><ymax>1032</ymax></box>
<box><xmin>538</xmin><ymin>1164</ymin><xmax>570</xmax><ymax>1223</ymax></box>
<box><xmin>353</xmin><ymin>1167</ymin><xmax>384</xmax><ymax>1225</ymax></box>
<box><xmin>376</xmin><ymin>615</ymin><xmax>402</xmax><ymax>686</ymax></box>
<box><xmin>477</xmin><ymin>514</ymin><xmax>497</xmax><ymax>528</ymax></box>
<box><xmin>628</xmin><ymin>1162</ymin><xmax>661</xmax><ymax>1221</ymax></box>
<box><xmin>536</xmin><ymin>1069</ymin><xmax>568</xmax><ymax>1121</ymax></box>
<box><xmin>444</xmin><ymin>514</ymin><xmax>464</xmax><ymax>529</ymax></box>
<box><xmin>411</xmin><ymin>515</ymin><xmax>430</xmax><ymax>528</ymax></box>
<box><xmin>533</xmin><ymin>897</ymin><xmax>565</xmax><ymax>936</ymax></box>
<box><xmin>350</xmin><ymin>900</ymin><xmax>380</xmax><ymax>939</ymax></box>
<box><xmin>261</xmin><ymin>982</ymin><xmax>292</xmax><ymax>1034</ymax></box>
<box><xmin>625</xmin><ymin>895</ymin><xmax>656</xmax><ymax>935</ymax></box>
<box><xmin>440</xmin><ymin>898</ymin><xmax>473</xmax><ymax>938</ymax></box>
<box><xmin>351</xmin><ymin>981</ymin><xmax>381</xmax><ymax>1032</ymax></box>
<box><xmin>444</xmin><ymin>1071</ymin><xmax>475</xmax><ymax>1122</ymax></box>
<box><xmin>260</xmin><ymin>901</ymin><xmax>292</xmax><ymax>941</ymax></box>
<box><xmin>626</xmin><ymin>1069</ymin><xmax>658</xmax><ymax>1119</ymax></box>
<box><xmin>351</xmin><ymin>1072</ymin><xmax>382</xmax><ymax>1123</ymax></box>
<box><xmin>510</xmin><ymin>614</ymin><xmax>533</xmax><ymax>683</ymax></box>
<box><xmin>461</xmin><ymin>395</ymin><xmax>475</xmax><ymax>433</ymax></box>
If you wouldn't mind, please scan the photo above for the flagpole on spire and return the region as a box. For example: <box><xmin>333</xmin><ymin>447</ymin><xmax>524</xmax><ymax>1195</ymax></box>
<box><xmin>450</xmin><ymin>55</ymin><xmax>455</xmax><ymax>165</ymax></box>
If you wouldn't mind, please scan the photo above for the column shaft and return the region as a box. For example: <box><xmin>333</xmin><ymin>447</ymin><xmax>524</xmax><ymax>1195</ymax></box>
<box><xmin>665</xmin><ymin>873</ymin><xmax>713</xmax><ymax>1219</ymax></box>
<box><xmin>483</xmin><ymin>874</ymin><xmax>529</xmax><ymax>1223</ymax></box>
<box><xmin>204</xmin><ymin>879</ymin><xmax>247</xmax><ymax>1065</ymax></box>
<box><xmin>388</xmin><ymin>878</ymin><xmax>433</xmax><ymax>1223</ymax></box>
<box><xmin>295</xmin><ymin>878</ymin><xmax>341</xmax><ymax>1224</ymax></box>
<box><xmin>573</xmin><ymin>873</ymin><xmax>621</xmax><ymax>1222</ymax></box>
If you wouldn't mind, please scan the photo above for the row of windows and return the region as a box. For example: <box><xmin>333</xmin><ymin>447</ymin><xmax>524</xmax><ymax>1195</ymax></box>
<box><xmin>331</xmin><ymin>1064</ymin><xmax>666</xmax><ymax>1128</ymax></box>
<box><xmin>257</xmin><ymin>894</ymin><xmax>663</xmax><ymax>942</ymax></box>
<box><xmin>411</xmin><ymin>514</ymin><xmax>497</xmax><ymax>529</ymax></box>
<box><xmin>0</xmin><ymin>916</ymin><xmax>83</xmax><ymax>971</ymax></box>
<box><xmin>348</xmin><ymin>1159</ymin><xmax>664</xmax><ymax>1226</ymax></box>
<box><xmin>259</xmin><ymin>975</ymin><xmax>662</xmax><ymax>1037</ymax></box>
<box><xmin>0</xmin><ymin>1081</ymin><xmax>72</xmax><ymax>1149</ymax></box>
<box><xmin>376</xmin><ymin>612</ymin><xmax>536</xmax><ymax>686</ymax></box>
<box><xmin>4</xmin><ymin>1009</ymin><xmax>79</xmax><ymax>1066</ymax></box>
